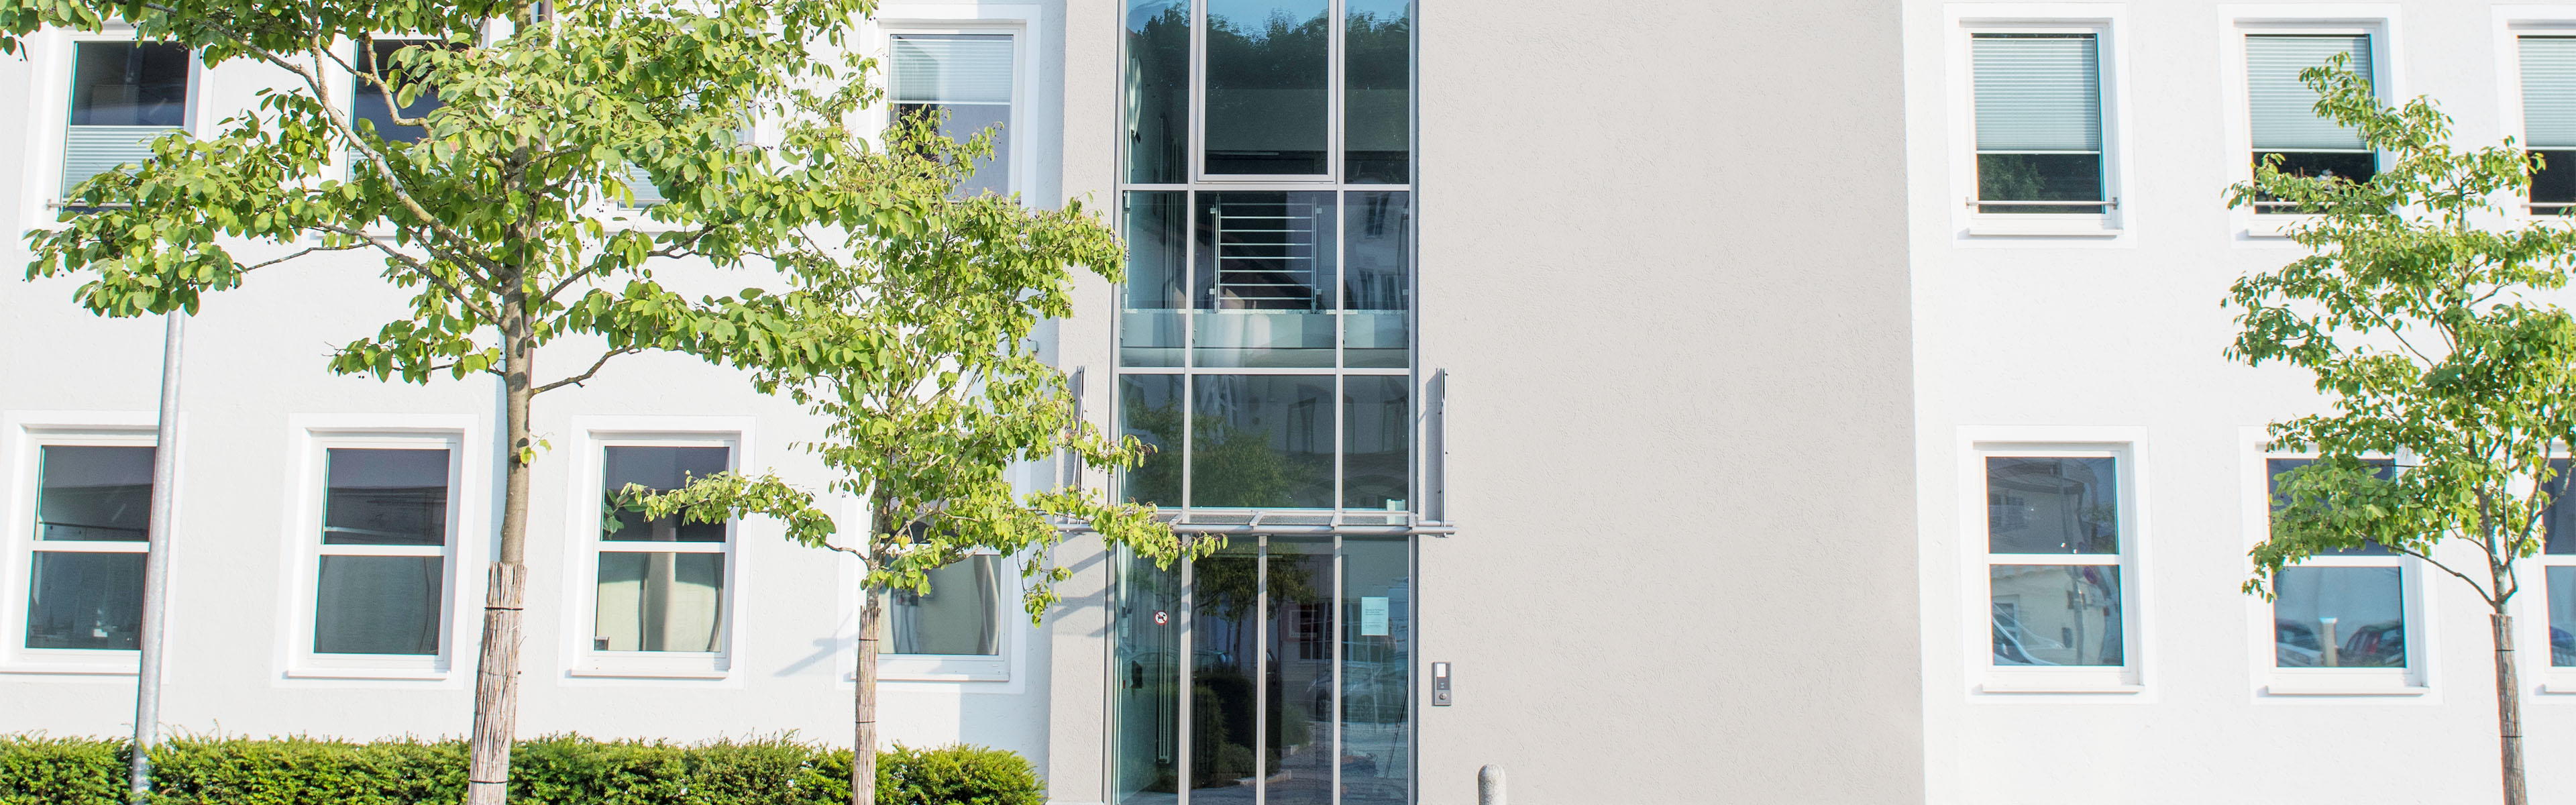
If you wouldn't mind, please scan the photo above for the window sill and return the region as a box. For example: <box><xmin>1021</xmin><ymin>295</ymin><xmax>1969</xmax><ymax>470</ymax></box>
<box><xmin>569</xmin><ymin>655</ymin><xmax>731</xmax><ymax>680</ymax></box>
<box><xmin>1964</xmin><ymin>219</ymin><xmax>2123</xmax><ymax>238</ymax></box>
<box><xmin>0</xmin><ymin>661</ymin><xmax>138</xmax><ymax>676</ymax></box>
<box><xmin>1978</xmin><ymin>676</ymin><xmax>2142</xmax><ymax>695</ymax></box>
<box><xmin>2530</xmin><ymin>678</ymin><xmax>2576</xmax><ymax>695</ymax></box>
<box><xmin>2263</xmin><ymin>676</ymin><xmax>2424</xmax><ymax>696</ymax></box>
<box><xmin>866</xmin><ymin>655</ymin><xmax>1010</xmax><ymax>683</ymax></box>
<box><xmin>284</xmin><ymin>665</ymin><xmax>452</xmax><ymax>681</ymax></box>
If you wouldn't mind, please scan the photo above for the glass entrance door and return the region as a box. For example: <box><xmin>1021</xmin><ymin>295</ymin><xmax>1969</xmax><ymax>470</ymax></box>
<box><xmin>1112</xmin><ymin>536</ymin><xmax>1413</xmax><ymax>805</ymax></box>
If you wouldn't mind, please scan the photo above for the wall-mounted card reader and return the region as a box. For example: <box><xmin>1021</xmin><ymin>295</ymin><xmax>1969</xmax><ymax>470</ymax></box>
<box><xmin>1432</xmin><ymin>661</ymin><xmax>1453</xmax><ymax>706</ymax></box>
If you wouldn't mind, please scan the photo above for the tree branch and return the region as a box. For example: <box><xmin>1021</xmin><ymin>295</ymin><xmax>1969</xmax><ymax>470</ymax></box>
<box><xmin>533</xmin><ymin>347</ymin><xmax>640</xmax><ymax>394</ymax></box>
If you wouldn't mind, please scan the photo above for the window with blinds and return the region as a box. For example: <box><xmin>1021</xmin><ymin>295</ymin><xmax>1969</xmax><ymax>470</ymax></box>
<box><xmin>2522</xmin><ymin>36</ymin><xmax>2576</xmax><ymax>213</ymax></box>
<box><xmin>62</xmin><ymin>42</ymin><xmax>189</xmax><ymax>200</ymax></box>
<box><xmin>890</xmin><ymin>34</ymin><xmax>1016</xmax><ymax>197</ymax></box>
<box><xmin>2246</xmin><ymin>34</ymin><xmax>2377</xmax><ymax>212</ymax></box>
<box><xmin>1971</xmin><ymin>34</ymin><xmax>2106</xmax><ymax>214</ymax></box>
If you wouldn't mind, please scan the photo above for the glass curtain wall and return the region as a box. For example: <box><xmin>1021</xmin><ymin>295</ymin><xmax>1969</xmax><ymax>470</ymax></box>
<box><xmin>1110</xmin><ymin>537</ymin><xmax>1413</xmax><ymax>805</ymax></box>
<box><xmin>1119</xmin><ymin>0</ymin><xmax>1415</xmax><ymax>517</ymax></box>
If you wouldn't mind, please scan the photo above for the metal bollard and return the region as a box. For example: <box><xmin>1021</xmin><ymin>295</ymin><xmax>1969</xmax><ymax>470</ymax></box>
<box><xmin>1479</xmin><ymin>765</ymin><xmax>1505</xmax><ymax>805</ymax></box>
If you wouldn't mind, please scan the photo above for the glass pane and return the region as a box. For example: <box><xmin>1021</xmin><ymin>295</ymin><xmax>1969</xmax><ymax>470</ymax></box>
<box><xmin>1191</xmin><ymin>543</ymin><xmax>1260</xmax><ymax>800</ymax></box>
<box><xmin>1123</xmin><ymin>191</ymin><xmax>1189</xmax><ymax>368</ymax></box>
<box><xmin>892</xmin><ymin>34</ymin><xmax>1015</xmax><ymax>197</ymax></box>
<box><xmin>25</xmin><ymin>551</ymin><xmax>144</xmax><ymax>650</ymax></box>
<box><xmin>323</xmin><ymin>448</ymin><xmax>449</xmax><ymax>546</ymax></box>
<box><xmin>1985</xmin><ymin>456</ymin><xmax>2117</xmax><ymax>554</ymax></box>
<box><xmin>602</xmin><ymin>446</ymin><xmax>730</xmax><ymax>541</ymax></box>
<box><xmin>2271</xmin><ymin>566</ymin><xmax>2404</xmax><ymax>667</ymax></box>
<box><xmin>1112</xmin><ymin>547</ymin><xmax>1183</xmax><ymax>804</ymax></box>
<box><xmin>72</xmin><ymin>42</ymin><xmax>188</xmax><ymax>127</ymax></box>
<box><xmin>884</xmin><ymin>555</ymin><xmax>1001</xmax><ymax>655</ymax></box>
<box><xmin>36</xmin><ymin>445</ymin><xmax>154</xmax><ymax>542</ymax></box>
<box><xmin>2551</xmin><ymin>566</ymin><xmax>2576</xmax><ymax>666</ymax></box>
<box><xmin>1344</xmin><ymin>376</ymin><xmax>1409</xmax><ymax>511</ymax></box>
<box><xmin>1265</xmin><ymin>538</ymin><xmax>1332</xmax><ymax>805</ymax></box>
<box><xmin>1125</xmin><ymin>0</ymin><xmax>1190</xmax><ymax>184</ymax></box>
<box><xmin>593</xmin><ymin>552</ymin><xmax>725</xmax><ymax>651</ymax></box>
<box><xmin>353</xmin><ymin>40</ymin><xmax>448</xmax><ymax>144</ymax></box>
<box><xmin>1122</xmin><ymin>374</ymin><xmax>1185</xmax><ymax>506</ymax></box>
<box><xmin>2535</xmin><ymin>151</ymin><xmax>2576</xmax><ymax>211</ymax></box>
<box><xmin>1344</xmin><ymin>191</ymin><xmax>1411</xmax><ymax>368</ymax></box>
<box><xmin>1974</xmin><ymin>153</ymin><xmax>2104</xmax><ymax>213</ymax></box>
<box><xmin>1191</xmin><ymin>375</ymin><xmax>1334</xmax><ymax>508</ymax></box>
<box><xmin>2267</xmin><ymin>458</ymin><xmax>2392</xmax><ymax>555</ymax></box>
<box><xmin>1340</xmin><ymin>537</ymin><xmax>1411</xmax><ymax>805</ymax></box>
<box><xmin>1204</xmin><ymin>0</ymin><xmax>1329</xmax><ymax>174</ymax></box>
<box><xmin>314</xmin><ymin>555</ymin><xmax>443</xmax><ymax>655</ymax></box>
<box><xmin>1344</xmin><ymin>0</ymin><xmax>1411</xmax><ymax>182</ymax></box>
<box><xmin>2251</xmin><ymin>151</ymin><xmax>2378</xmax><ymax>213</ymax></box>
<box><xmin>1989</xmin><ymin>565</ymin><xmax>2122</xmax><ymax>666</ymax></box>
<box><xmin>2551</xmin><ymin>458</ymin><xmax>2576</xmax><ymax>555</ymax></box>
<box><xmin>1195</xmin><ymin>192</ymin><xmax>1336</xmax><ymax>368</ymax></box>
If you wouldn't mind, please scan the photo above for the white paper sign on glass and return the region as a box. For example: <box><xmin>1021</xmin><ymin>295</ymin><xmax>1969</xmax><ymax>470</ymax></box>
<box><xmin>1360</xmin><ymin>596</ymin><xmax>1390</xmax><ymax>637</ymax></box>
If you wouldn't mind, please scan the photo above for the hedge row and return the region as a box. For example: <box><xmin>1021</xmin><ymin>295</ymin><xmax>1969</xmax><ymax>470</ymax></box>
<box><xmin>0</xmin><ymin>735</ymin><xmax>1041</xmax><ymax>805</ymax></box>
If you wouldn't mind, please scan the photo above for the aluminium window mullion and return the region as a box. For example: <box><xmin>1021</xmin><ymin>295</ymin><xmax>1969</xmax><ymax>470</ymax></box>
<box><xmin>1254</xmin><ymin>535</ymin><xmax>1268</xmax><ymax>805</ymax></box>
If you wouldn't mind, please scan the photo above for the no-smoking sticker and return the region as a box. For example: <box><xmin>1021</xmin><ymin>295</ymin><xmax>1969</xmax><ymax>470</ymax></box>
<box><xmin>1152</xmin><ymin>610</ymin><xmax>1169</xmax><ymax>625</ymax></box>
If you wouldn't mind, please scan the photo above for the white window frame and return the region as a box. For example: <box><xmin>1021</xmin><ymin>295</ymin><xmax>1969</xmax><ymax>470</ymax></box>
<box><xmin>1960</xmin><ymin>429</ymin><xmax>2149</xmax><ymax>696</ymax></box>
<box><xmin>2238</xmin><ymin>430</ymin><xmax>2431</xmax><ymax>697</ymax></box>
<box><xmin>870</xmin><ymin>5</ymin><xmax>1040</xmax><ymax>199</ymax></box>
<box><xmin>2493</xmin><ymin>10</ymin><xmax>2576</xmax><ymax>223</ymax></box>
<box><xmin>2524</xmin><ymin>447</ymin><xmax>2576</xmax><ymax>696</ymax></box>
<box><xmin>279</xmin><ymin>420</ymin><xmax>476</xmax><ymax>682</ymax></box>
<box><xmin>1945</xmin><ymin>5</ymin><xmax>2132</xmax><ymax>241</ymax></box>
<box><xmin>2219</xmin><ymin>7</ymin><xmax>2402</xmax><ymax>240</ymax></box>
<box><xmin>21</xmin><ymin>28</ymin><xmax>207</xmax><ymax>223</ymax></box>
<box><xmin>0</xmin><ymin>411</ymin><xmax>164</xmax><ymax>676</ymax></box>
<box><xmin>562</xmin><ymin>421</ymin><xmax>747</xmax><ymax>680</ymax></box>
<box><xmin>1187</xmin><ymin>0</ymin><xmax>1337</xmax><ymax>184</ymax></box>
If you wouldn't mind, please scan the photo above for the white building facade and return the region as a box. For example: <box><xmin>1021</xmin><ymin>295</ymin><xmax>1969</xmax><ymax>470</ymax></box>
<box><xmin>12</xmin><ymin>1</ymin><xmax>2576</xmax><ymax>803</ymax></box>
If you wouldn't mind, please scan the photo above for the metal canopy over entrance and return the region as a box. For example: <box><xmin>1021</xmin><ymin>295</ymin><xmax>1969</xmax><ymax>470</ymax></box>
<box><xmin>1112</xmin><ymin>536</ymin><xmax>1414</xmax><ymax>805</ymax></box>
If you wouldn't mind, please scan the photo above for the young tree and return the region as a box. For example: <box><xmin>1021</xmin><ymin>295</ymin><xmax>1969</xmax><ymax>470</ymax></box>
<box><xmin>2229</xmin><ymin>57</ymin><xmax>2576</xmax><ymax>805</ymax></box>
<box><xmin>622</xmin><ymin>116</ymin><xmax>1203</xmax><ymax>805</ymax></box>
<box><xmin>0</xmin><ymin>1</ymin><xmax>891</xmax><ymax>801</ymax></box>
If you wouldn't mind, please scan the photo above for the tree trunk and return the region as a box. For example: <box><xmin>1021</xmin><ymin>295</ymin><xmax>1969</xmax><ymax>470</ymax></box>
<box><xmin>467</xmin><ymin>313</ymin><xmax>535</xmax><ymax>805</ymax></box>
<box><xmin>2491</xmin><ymin>610</ymin><xmax>2528</xmax><ymax>805</ymax></box>
<box><xmin>854</xmin><ymin>589</ymin><xmax>881</xmax><ymax>805</ymax></box>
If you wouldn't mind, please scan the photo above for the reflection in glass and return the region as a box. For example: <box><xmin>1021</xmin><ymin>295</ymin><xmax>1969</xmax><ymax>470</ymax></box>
<box><xmin>892</xmin><ymin>34</ymin><xmax>1015</xmax><ymax>197</ymax></box>
<box><xmin>72</xmin><ymin>43</ymin><xmax>189</xmax><ymax>126</ymax></box>
<box><xmin>1340</xmin><ymin>538</ymin><xmax>1411</xmax><ymax>805</ymax></box>
<box><xmin>25</xmin><ymin>551</ymin><xmax>146</xmax><ymax>650</ymax></box>
<box><xmin>883</xmin><ymin>555</ymin><xmax>1001</xmax><ymax>655</ymax></box>
<box><xmin>1193</xmin><ymin>376</ymin><xmax>1334</xmax><ymax>508</ymax></box>
<box><xmin>2551</xmin><ymin>567</ymin><xmax>2576</xmax><ymax>667</ymax></box>
<box><xmin>1204</xmin><ymin>0</ymin><xmax>1329</xmax><ymax>174</ymax></box>
<box><xmin>1122</xmin><ymin>374</ymin><xmax>1185</xmax><ymax>506</ymax></box>
<box><xmin>1125</xmin><ymin>0</ymin><xmax>1189</xmax><ymax>184</ymax></box>
<box><xmin>2271</xmin><ymin>567</ymin><xmax>2403</xmax><ymax>667</ymax></box>
<box><xmin>2267</xmin><ymin>458</ymin><xmax>2392</xmax><ymax>556</ymax></box>
<box><xmin>602</xmin><ymin>446</ymin><xmax>730</xmax><ymax>541</ymax></box>
<box><xmin>1990</xmin><ymin>565</ymin><xmax>2121</xmax><ymax>666</ymax></box>
<box><xmin>2534</xmin><ymin>150</ymin><xmax>2576</xmax><ymax>213</ymax></box>
<box><xmin>1191</xmin><ymin>544</ymin><xmax>1260</xmax><ymax>800</ymax></box>
<box><xmin>2251</xmin><ymin>152</ymin><xmax>2378</xmax><ymax>213</ymax></box>
<box><xmin>1344</xmin><ymin>0</ymin><xmax>1411</xmax><ymax>182</ymax></box>
<box><xmin>594</xmin><ymin>553</ymin><xmax>724</xmax><ymax>651</ymax></box>
<box><xmin>1196</xmin><ymin>192</ymin><xmax>1336</xmax><ymax>368</ymax></box>
<box><xmin>1344</xmin><ymin>376</ymin><xmax>1409</xmax><ymax>510</ymax></box>
<box><xmin>323</xmin><ymin>448</ymin><xmax>449</xmax><ymax>545</ymax></box>
<box><xmin>1344</xmin><ymin>191</ymin><xmax>1411</xmax><ymax>368</ymax></box>
<box><xmin>315</xmin><ymin>555</ymin><xmax>443</xmax><ymax>655</ymax></box>
<box><xmin>1976</xmin><ymin>153</ymin><xmax>2103</xmax><ymax>213</ymax></box>
<box><xmin>2542</xmin><ymin>458</ymin><xmax>2576</xmax><ymax>555</ymax></box>
<box><xmin>1124</xmin><ymin>191</ymin><xmax>1189</xmax><ymax>368</ymax></box>
<box><xmin>36</xmin><ymin>445</ymin><xmax>154</xmax><ymax>542</ymax></box>
<box><xmin>1985</xmin><ymin>457</ymin><xmax>2117</xmax><ymax>554</ymax></box>
<box><xmin>1112</xmin><ymin>547</ymin><xmax>1182</xmax><ymax>803</ymax></box>
<box><xmin>354</xmin><ymin>40</ymin><xmax>449</xmax><ymax>144</ymax></box>
<box><xmin>1265</xmin><ymin>538</ymin><xmax>1332</xmax><ymax>805</ymax></box>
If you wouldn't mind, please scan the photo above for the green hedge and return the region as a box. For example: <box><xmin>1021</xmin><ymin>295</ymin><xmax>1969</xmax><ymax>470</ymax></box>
<box><xmin>0</xmin><ymin>735</ymin><xmax>1040</xmax><ymax>805</ymax></box>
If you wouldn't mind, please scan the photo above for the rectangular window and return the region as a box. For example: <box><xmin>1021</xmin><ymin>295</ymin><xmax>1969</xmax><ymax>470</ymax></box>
<box><xmin>2245</xmin><ymin>34</ymin><xmax>2377</xmax><ymax>213</ymax></box>
<box><xmin>352</xmin><ymin>40</ymin><xmax>449</xmax><ymax>145</ymax></box>
<box><xmin>2542</xmin><ymin>459</ymin><xmax>2576</xmax><ymax>667</ymax></box>
<box><xmin>2521</xmin><ymin>36</ymin><xmax>2576</xmax><ymax>215</ymax></box>
<box><xmin>1203</xmin><ymin>0</ymin><xmax>1331</xmax><ymax>176</ymax></box>
<box><xmin>1344</xmin><ymin>0</ymin><xmax>1411</xmax><ymax>182</ymax></box>
<box><xmin>311</xmin><ymin>446</ymin><xmax>452</xmax><ymax>657</ymax></box>
<box><xmin>2265</xmin><ymin>458</ymin><xmax>2407</xmax><ymax>669</ymax></box>
<box><xmin>592</xmin><ymin>445</ymin><xmax>731</xmax><ymax>655</ymax></box>
<box><xmin>1984</xmin><ymin>455</ymin><xmax>2125</xmax><ymax>667</ymax></box>
<box><xmin>1970</xmin><ymin>33</ymin><xmax>2106</xmax><ymax>214</ymax></box>
<box><xmin>890</xmin><ymin>34</ymin><xmax>1016</xmax><ymax>197</ymax></box>
<box><xmin>881</xmin><ymin>554</ymin><xmax>1002</xmax><ymax>656</ymax></box>
<box><xmin>62</xmin><ymin>42</ymin><xmax>189</xmax><ymax>198</ymax></box>
<box><xmin>23</xmin><ymin>444</ymin><xmax>154</xmax><ymax>651</ymax></box>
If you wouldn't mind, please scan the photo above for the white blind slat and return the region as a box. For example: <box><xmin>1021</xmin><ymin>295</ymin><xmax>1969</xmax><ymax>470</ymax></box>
<box><xmin>1973</xmin><ymin>35</ymin><xmax>2101</xmax><ymax>152</ymax></box>
<box><xmin>625</xmin><ymin>164</ymin><xmax>666</xmax><ymax>206</ymax></box>
<box><xmin>891</xmin><ymin>36</ymin><xmax>1014</xmax><ymax>105</ymax></box>
<box><xmin>2522</xmin><ymin>37</ymin><xmax>2576</xmax><ymax>149</ymax></box>
<box><xmin>2248</xmin><ymin>35</ymin><xmax>2372</xmax><ymax>151</ymax></box>
<box><xmin>61</xmin><ymin>125</ymin><xmax>180</xmax><ymax>197</ymax></box>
